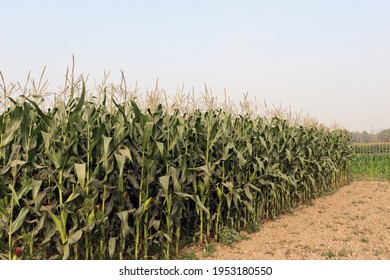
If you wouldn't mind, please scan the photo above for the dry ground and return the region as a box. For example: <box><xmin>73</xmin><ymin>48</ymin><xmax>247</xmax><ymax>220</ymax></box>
<box><xmin>199</xmin><ymin>181</ymin><xmax>390</xmax><ymax>260</ymax></box>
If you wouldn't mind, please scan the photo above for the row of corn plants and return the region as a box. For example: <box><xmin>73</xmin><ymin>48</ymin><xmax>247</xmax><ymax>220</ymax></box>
<box><xmin>353</xmin><ymin>142</ymin><xmax>390</xmax><ymax>154</ymax></box>
<box><xmin>0</xmin><ymin>81</ymin><xmax>353</xmax><ymax>260</ymax></box>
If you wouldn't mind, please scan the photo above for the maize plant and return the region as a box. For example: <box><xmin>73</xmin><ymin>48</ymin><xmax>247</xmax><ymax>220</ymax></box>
<box><xmin>0</xmin><ymin>77</ymin><xmax>354</xmax><ymax>260</ymax></box>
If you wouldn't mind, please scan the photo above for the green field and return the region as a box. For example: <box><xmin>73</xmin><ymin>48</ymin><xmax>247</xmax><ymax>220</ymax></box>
<box><xmin>351</xmin><ymin>153</ymin><xmax>390</xmax><ymax>181</ymax></box>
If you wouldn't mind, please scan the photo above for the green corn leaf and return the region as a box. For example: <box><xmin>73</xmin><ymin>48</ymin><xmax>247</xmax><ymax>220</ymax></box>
<box><xmin>59</xmin><ymin>140</ymin><xmax>75</xmax><ymax>171</ymax></box>
<box><xmin>171</xmin><ymin>167</ymin><xmax>181</xmax><ymax>192</ymax></box>
<box><xmin>16</xmin><ymin>178</ymin><xmax>33</xmax><ymax>200</ymax></box>
<box><xmin>244</xmin><ymin>185</ymin><xmax>253</xmax><ymax>201</ymax></box>
<box><xmin>156</xmin><ymin>141</ymin><xmax>164</xmax><ymax>156</ymax></box>
<box><xmin>198</xmin><ymin>180</ymin><xmax>205</xmax><ymax>196</ymax></box>
<box><xmin>259</xmin><ymin>136</ymin><xmax>267</xmax><ymax>148</ymax></box>
<box><xmin>148</xmin><ymin>218</ymin><xmax>161</xmax><ymax>231</ymax></box>
<box><xmin>1</xmin><ymin>106</ymin><xmax>23</xmax><ymax>148</ymax></box>
<box><xmin>61</xmin><ymin>242</ymin><xmax>70</xmax><ymax>260</ymax></box>
<box><xmin>162</xmin><ymin>233</ymin><xmax>172</xmax><ymax>242</ymax></box>
<box><xmin>114</xmin><ymin>153</ymin><xmax>126</xmax><ymax>176</ymax></box>
<box><xmin>0</xmin><ymin>200</ymin><xmax>10</xmax><ymax>219</ymax></box>
<box><xmin>188</xmin><ymin>165</ymin><xmax>211</xmax><ymax>176</ymax></box>
<box><xmin>109</xmin><ymin>237</ymin><xmax>116</xmax><ymax>259</ymax></box>
<box><xmin>117</xmin><ymin>210</ymin><xmax>132</xmax><ymax>239</ymax></box>
<box><xmin>87</xmin><ymin>210</ymin><xmax>95</xmax><ymax>225</ymax></box>
<box><xmin>65</xmin><ymin>191</ymin><xmax>80</xmax><ymax>203</ymax></box>
<box><xmin>47</xmin><ymin>210</ymin><xmax>67</xmax><ymax>244</ymax></box>
<box><xmin>286</xmin><ymin>149</ymin><xmax>292</xmax><ymax>162</ymax></box>
<box><xmin>81</xmin><ymin>221</ymin><xmax>96</xmax><ymax>233</ymax></box>
<box><xmin>216</xmin><ymin>186</ymin><xmax>223</xmax><ymax>199</ymax></box>
<box><xmin>71</xmin><ymin>81</ymin><xmax>86</xmax><ymax>117</ymax></box>
<box><xmin>247</xmin><ymin>182</ymin><xmax>262</xmax><ymax>193</ymax></box>
<box><xmin>143</xmin><ymin>197</ymin><xmax>153</xmax><ymax>211</ymax></box>
<box><xmin>235</xmin><ymin>149</ymin><xmax>247</xmax><ymax>166</ymax></box>
<box><xmin>194</xmin><ymin>195</ymin><xmax>210</xmax><ymax>218</ymax></box>
<box><xmin>131</xmin><ymin>100</ymin><xmax>143</xmax><ymax>122</ymax></box>
<box><xmin>32</xmin><ymin>179</ymin><xmax>42</xmax><ymax>200</ymax></box>
<box><xmin>224</xmin><ymin>193</ymin><xmax>232</xmax><ymax>209</ymax></box>
<box><xmin>23</xmin><ymin>97</ymin><xmax>54</xmax><ymax>127</ymax></box>
<box><xmin>173</xmin><ymin>192</ymin><xmax>194</xmax><ymax>199</ymax></box>
<box><xmin>68</xmin><ymin>229</ymin><xmax>83</xmax><ymax>245</ymax></box>
<box><xmin>102</xmin><ymin>136</ymin><xmax>112</xmax><ymax>157</ymax></box>
<box><xmin>7</xmin><ymin>184</ymin><xmax>19</xmax><ymax>207</ymax></box>
<box><xmin>142</xmin><ymin>122</ymin><xmax>154</xmax><ymax>150</ymax></box>
<box><xmin>176</xmin><ymin>125</ymin><xmax>184</xmax><ymax>139</ymax></box>
<box><xmin>159</xmin><ymin>175</ymin><xmax>170</xmax><ymax>195</ymax></box>
<box><xmin>74</xmin><ymin>163</ymin><xmax>86</xmax><ymax>189</ymax></box>
<box><xmin>90</xmin><ymin>126</ymin><xmax>105</xmax><ymax>150</ymax></box>
<box><xmin>33</xmin><ymin>214</ymin><xmax>47</xmax><ymax>235</ymax></box>
<box><xmin>242</xmin><ymin>200</ymin><xmax>254</xmax><ymax>213</ymax></box>
<box><xmin>134</xmin><ymin>197</ymin><xmax>153</xmax><ymax>217</ymax></box>
<box><xmin>119</xmin><ymin>147</ymin><xmax>132</xmax><ymax>161</ymax></box>
<box><xmin>10</xmin><ymin>207</ymin><xmax>29</xmax><ymax>234</ymax></box>
<box><xmin>222</xmin><ymin>182</ymin><xmax>234</xmax><ymax>192</ymax></box>
<box><xmin>41</xmin><ymin>224</ymin><xmax>57</xmax><ymax>245</ymax></box>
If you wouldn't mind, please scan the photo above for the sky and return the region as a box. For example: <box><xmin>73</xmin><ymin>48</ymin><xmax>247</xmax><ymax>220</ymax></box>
<box><xmin>1</xmin><ymin>0</ymin><xmax>389</xmax><ymax>132</ymax></box>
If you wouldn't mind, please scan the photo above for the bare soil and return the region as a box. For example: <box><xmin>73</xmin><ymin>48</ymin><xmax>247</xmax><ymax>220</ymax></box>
<box><xmin>199</xmin><ymin>181</ymin><xmax>390</xmax><ymax>260</ymax></box>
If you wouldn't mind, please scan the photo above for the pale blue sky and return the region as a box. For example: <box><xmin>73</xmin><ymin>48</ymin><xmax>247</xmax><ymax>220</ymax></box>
<box><xmin>1</xmin><ymin>0</ymin><xmax>389</xmax><ymax>132</ymax></box>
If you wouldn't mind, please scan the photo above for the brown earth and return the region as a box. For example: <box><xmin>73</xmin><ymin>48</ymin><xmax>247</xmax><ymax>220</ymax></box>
<box><xmin>199</xmin><ymin>181</ymin><xmax>390</xmax><ymax>260</ymax></box>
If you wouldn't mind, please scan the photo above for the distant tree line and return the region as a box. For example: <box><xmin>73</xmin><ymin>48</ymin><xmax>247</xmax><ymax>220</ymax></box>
<box><xmin>349</xmin><ymin>129</ymin><xmax>390</xmax><ymax>143</ymax></box>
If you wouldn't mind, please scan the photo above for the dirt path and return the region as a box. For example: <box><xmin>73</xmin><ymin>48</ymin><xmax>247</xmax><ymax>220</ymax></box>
<box><xmin>201</xmin><ymin>181</ymin><xmax>390</xmax><ymax>260</ymax></box>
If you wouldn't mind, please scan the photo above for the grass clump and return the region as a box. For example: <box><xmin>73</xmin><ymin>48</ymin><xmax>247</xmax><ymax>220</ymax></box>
<box><xmin>322</xmin><ymin>250</ymin><xmax>336</xmax><ymax>259</ymax></box>
<box><xmin>202</xmin><ymin>242</ymin><xmax>216</xmax><ymax>258</ymax></box>
<box><xmin>219</xmin><ymin>227</ymin><xmax>242</xmax><ymax>246</ymax></box>
<box><xmin>360</xmin><ymin>236</ymin><xmax>369</xmax><ymax>243</ymax></box>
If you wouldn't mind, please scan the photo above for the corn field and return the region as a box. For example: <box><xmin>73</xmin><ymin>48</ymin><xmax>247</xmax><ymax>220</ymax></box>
<box><xmin>352</xmin><ymin>143</ymin><xmax>390</xmax><ymax>180</ymax></box>
<box><xmin>0</xmin><ymin>76</ymin><xmax>353</xmax><ymax>260</ymax></box>
<box><xmin>353</xmin><ymin>143</ymin><xmax>390</xmax><ymax>154</ymax></box>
